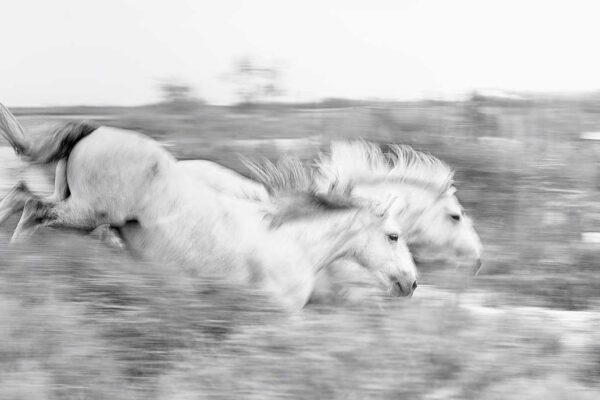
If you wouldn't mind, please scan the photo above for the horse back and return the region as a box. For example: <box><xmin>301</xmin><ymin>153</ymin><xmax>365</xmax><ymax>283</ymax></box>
<box><xmin>178</xmin><ymin>160</ymin><xmax>269</xmax><ymax>201</ymax></box>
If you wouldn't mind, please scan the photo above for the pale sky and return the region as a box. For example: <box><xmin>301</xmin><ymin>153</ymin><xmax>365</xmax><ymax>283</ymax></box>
<box><xmin>2</xmin><ymin>0</ymin><xmax>600</xmax><ymax>106</ymax></box>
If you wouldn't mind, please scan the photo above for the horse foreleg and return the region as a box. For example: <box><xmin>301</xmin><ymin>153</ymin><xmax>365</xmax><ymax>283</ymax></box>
<box><xmin>90</xmin><ymin>224</ymin><xmax>126</xmax><ymax>250</ymax></box>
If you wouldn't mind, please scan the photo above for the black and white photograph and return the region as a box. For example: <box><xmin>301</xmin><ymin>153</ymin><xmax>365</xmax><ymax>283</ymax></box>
<box><xmin>1</xmin><ymin>1</ymin><xmax>599</xmax><ymax>398</ymax></box>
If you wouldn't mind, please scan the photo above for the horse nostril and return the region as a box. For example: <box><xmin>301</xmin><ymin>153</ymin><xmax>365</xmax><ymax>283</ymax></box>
<box><xmin>412</xmin><ymin>281</ymin><xmax>418</xmax><ymax>291</ymax></box>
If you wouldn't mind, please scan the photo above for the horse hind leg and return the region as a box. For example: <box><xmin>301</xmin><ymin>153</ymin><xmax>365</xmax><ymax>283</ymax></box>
<box><xmin>2</xmin><ymin>157</ymin><xmax>69</xmax><ymax>228</ymax></box>
<box><xmin>48</xmin><ymin>158</ymin><xmax>69</xmax><ymax>202</ymax></box>
<box><xmin>10</xmin><ymin>196</ymin><xmax>106</xmax><ymax>244</ymax></box>
<box><xmin>5</xmin><ymin>159</ymin><xmax>74</xmax><ymax>242</ymax></box>
<box><xmin>10</xmin><ymin>195</ymin><xmax>48</xmax><ymax>243</ymax></box>
<box><xmin>8</xmin><ymin>162</ymin><xmax>126</xmax><ymax>248</ymax></box>
<box><xmin>11</xmin><ymin>199</ymin><xmax>127</xmax><ymax>249</ymax></box>
<box><xmin>0</xmin><ymin>181</ymin><xmax>34</xmax><ymax>226</ymax></box>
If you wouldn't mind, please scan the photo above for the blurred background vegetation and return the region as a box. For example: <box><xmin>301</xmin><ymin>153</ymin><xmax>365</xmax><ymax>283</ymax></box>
<box><xmin>1</xmin><ymin>85</ymin><xmax>600</xmax><ymax>398</ymax></box>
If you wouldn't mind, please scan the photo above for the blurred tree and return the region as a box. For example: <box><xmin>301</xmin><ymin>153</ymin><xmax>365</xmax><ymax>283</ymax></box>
<box><xmin>226</xmin><ymin>57</ymin><xmax>283</xmax><ymax>106</ymax></box>
<box><xmin>160</xmin><ymin>82</ymin><xmax>193</xmax><ymax>103</ymax></box>
<box><xmin>158</xmin><ymin>80</ymin><xmax>204</xmax><ymax>112</ymax></box>
<box><xmin>463</xmin><ymin>91</ymin><xmax>499</xmax><ymax>138</ymax></box>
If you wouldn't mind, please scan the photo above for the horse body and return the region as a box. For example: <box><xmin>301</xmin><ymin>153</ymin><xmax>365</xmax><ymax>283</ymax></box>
<box><xmin>116</xmin><ymin>198</ymin><xmax>317</xmax><ymax>310</ymax></box>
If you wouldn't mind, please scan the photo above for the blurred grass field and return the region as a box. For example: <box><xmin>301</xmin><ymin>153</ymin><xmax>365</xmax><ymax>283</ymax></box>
<box><xmin>1</xmin><ymin>97</ymin><xmax>600</xmax><ymax>398</ymax></box>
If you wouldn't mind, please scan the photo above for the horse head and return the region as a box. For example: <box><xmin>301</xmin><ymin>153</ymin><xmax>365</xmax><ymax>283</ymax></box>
<box><xmin>348</xmin><ymin>197</ymin><xmax>418</xmax><ymax>297</ymax></box>
<box><xmin>406</xmin><ymin>186</ymin><xmax>483</xmax><ymax>274</ymax></box>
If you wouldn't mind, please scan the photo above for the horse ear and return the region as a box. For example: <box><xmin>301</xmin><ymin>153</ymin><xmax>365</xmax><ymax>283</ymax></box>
<box><xmin>372</xmin><ymin>196</ymin><xmax>405</xmax><ymax>218</ymax></box>
<box><xmin>388</xmin><ymin>196</ymin><xmax>407</xmax><ymax>217</ymax></box>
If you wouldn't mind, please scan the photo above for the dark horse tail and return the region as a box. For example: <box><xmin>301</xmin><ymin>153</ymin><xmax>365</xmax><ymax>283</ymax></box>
<box><xmin>0</xmin><ymin>103</ymin><xmax>99</xmax><ymax>164</ymax></box>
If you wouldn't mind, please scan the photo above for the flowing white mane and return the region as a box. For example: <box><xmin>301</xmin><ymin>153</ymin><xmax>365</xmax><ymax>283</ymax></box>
<box><xmin>244</xmin><ymin>156</ymin><xmax>312</xmax><ymax>195</ymax></box>
<box><xmin>244</xmin><ymin>156</ymin><xmax>358</xmax><ymax>227</ymax></box>
<box><xmin>314</xmin><ymin>141</ymin><xmax>455</xmax><ymax>196</ymax></box>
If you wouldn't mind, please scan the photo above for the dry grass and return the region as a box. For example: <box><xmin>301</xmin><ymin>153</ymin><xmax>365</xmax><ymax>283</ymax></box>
<box><xmin>0</xmin><ymin>232</ymin><xmax>598</xmax><ymax>399</ymax></box>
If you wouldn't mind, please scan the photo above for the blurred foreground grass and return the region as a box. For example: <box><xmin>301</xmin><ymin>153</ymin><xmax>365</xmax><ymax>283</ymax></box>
<box><xmin>0</xmin><ymin>232</ymin><xmax>598</xmax><ymax>399</ymax></box>
<box><xmin>1</xmin><ymin>98</ymin><xmax>600</xmax><ymax>398</ymax></box>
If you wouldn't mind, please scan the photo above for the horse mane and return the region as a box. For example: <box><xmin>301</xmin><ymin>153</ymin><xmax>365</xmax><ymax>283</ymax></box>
<box><xmin>314</xmin><ymin>140</ymin><xmax>454</xmax><ymax>196</ymax></box>
<box><xmin>244</xmin><ymin>156</ymin><xmax>359</xmax><ymax>228</ymax></box>
<box><xmin>244</xmin><ymin>156</ymin><xmax>312</xmax><ymax>195</ymax></box>
<box><xmin>265</xmin><ymin>192</ymin><xmax>359</xmax><ymax>228</ymax></box>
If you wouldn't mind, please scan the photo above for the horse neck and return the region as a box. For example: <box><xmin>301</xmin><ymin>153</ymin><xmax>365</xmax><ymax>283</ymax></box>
<box><xmin>279</xmin><ymin>210</ymin><xmax>363</xmax><ymax>274</ymax></box>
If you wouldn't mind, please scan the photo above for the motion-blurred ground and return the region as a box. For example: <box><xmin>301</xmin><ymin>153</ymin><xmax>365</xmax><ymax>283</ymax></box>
<box><xmin>1</xmin><ymin>96</ymin><xmax>599</xmax><ymax>399</ymax></box>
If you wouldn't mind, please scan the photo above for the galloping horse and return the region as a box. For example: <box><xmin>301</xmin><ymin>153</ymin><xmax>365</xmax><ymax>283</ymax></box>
<box><xmin>0</xmin><ymin>104</ymin><xmax>417</xmax><ymax>310</ymax></box>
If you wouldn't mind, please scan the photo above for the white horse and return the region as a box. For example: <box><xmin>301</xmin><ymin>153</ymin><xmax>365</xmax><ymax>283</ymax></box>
<box><xmin>0</xmin><ymin>104</ymin><xmax>417</xmax><ymax>310</ymax></box>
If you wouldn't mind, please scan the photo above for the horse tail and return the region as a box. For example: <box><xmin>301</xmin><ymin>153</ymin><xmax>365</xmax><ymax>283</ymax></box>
<box><xmin>0</xmin><ymin>103</ymin><xmax>30</xmax><ymax>157</ymax></box>
<box><xmin>28</xmin><ymin>120</ymin><xmax>100</xmax><ymax>164</ymax></box>
<box><xmin>0</xmin><ymin>103</ymin><xmax>99</xmax><ymax>164</ymax></box>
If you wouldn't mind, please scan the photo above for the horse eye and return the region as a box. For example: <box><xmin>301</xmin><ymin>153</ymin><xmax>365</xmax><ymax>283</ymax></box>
<box><xmin>450</xmin><ymin>214</ymin><xmax>461</xmax><ymax>222</ymax></box>
<box><xmin>387</xmin><ymin>233</ymin><xmax>399</xmax><ymax>243</ymax></box>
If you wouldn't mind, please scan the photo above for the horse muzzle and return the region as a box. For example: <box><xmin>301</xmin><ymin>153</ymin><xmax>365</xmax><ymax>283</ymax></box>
<box><xmin>389</xmin><ymin>277</ymin><xmax>417</xmax><ymax>297</ymax></box>
<box><xmin>452</xmin><ymin>255</ymin><xmax>482</xmax><ymax>276</ymax></box>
